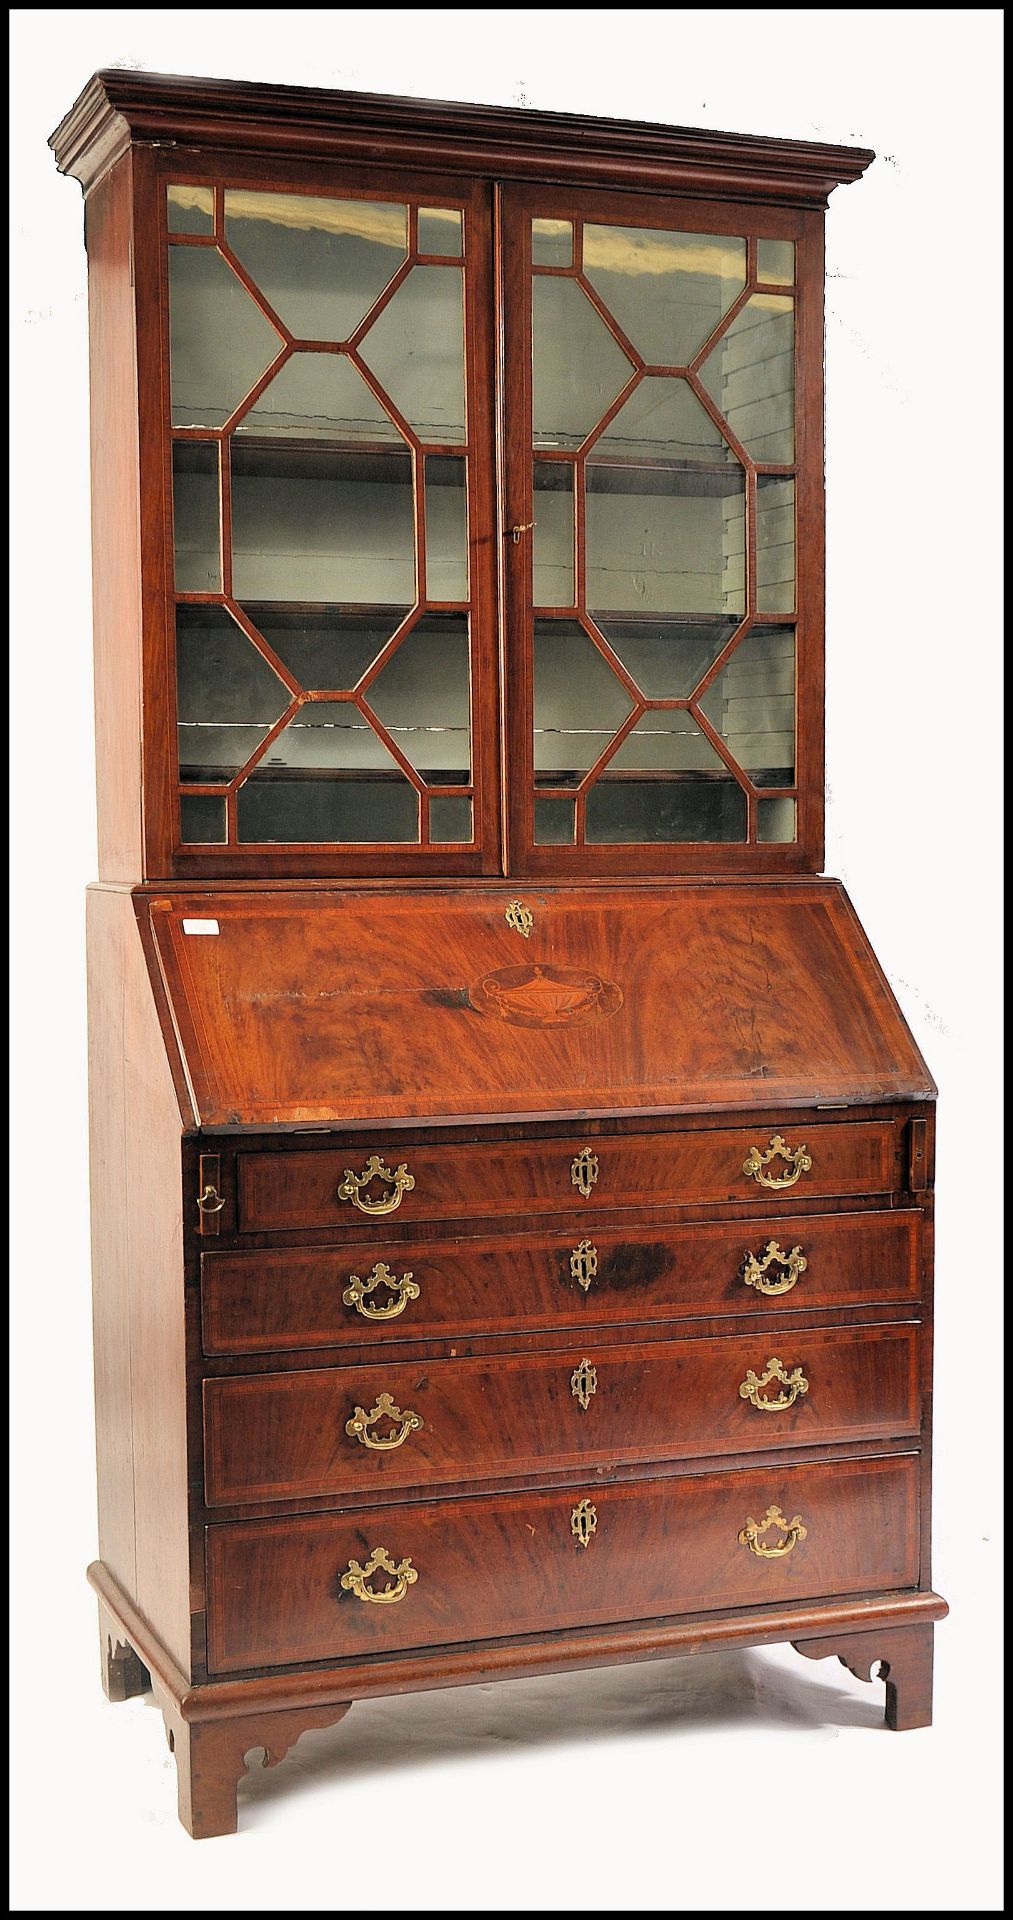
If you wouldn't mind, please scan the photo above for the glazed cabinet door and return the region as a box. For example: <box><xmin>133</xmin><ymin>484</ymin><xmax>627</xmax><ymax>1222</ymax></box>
<box><xmin>500</xmin><ymin>183</ymin><xmax>823</xmax><ymax>876</ymax></box>
<box><xmin>151</xmin><ymin>157</ymin><xmax>500</xmax><ymax>875</ymax></box>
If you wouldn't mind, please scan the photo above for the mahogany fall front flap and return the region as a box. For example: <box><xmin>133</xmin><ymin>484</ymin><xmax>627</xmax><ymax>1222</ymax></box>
<box><xmin>145</xmin><ymin>880</ymin><xmax>933</xmax><ymax>1128</ymax></box>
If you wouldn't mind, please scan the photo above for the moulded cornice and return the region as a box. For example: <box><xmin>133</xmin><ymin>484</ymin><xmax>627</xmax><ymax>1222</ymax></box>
<box><xmin>50</xmin><ymin>68</ymin><xmax>875</xmax><ymax>204</ymax></box>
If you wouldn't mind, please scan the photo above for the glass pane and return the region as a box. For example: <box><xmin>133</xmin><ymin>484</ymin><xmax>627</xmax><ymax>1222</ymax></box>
<box><xmin>583</xmin><ymin>225</ymin><xmax>745</xmax><ymax>364</ymax></box>
<box><xmin>168</xmin><ymin>246</ymin><xmax>280</xmax><ymax>428</ymax></box>
<box><xmin>367</xmin><ymin>615</ymin><xmax>471</xmax><ymax>779</ymax></box>
<box><xmin>699</xmin><ymin>295</ymin><xmax>794</xmax><ymax>462</ymax></box>
<box><xmin>250</xmin><ymin>699</ymin><xmax>397</xmax><ymax>770</ymax></box>
<box><xmin>757</xmin><ymin>795</ymin><xmax>796</xmax><ymax>843</ymax></box>
<box><xmin>235</xmin><ymin>352</ymin><xmax>403</xmax><ymax>442</ymax></box>
<box><xmin>176</xmin><ymin>605</ymin><xmax>290</xmax><ymax>780</ymax></box>
<box><xmin>586</xmin><ymin>381</ymin><xmax>745</xmax><ymax>618</ymax></box>
<box><xmin>586</xmin><ymin>779</ymin><xmax>746</xmax><ymax>843</ymax></box>
<box><xmin>224</xmin><ymin>191</ymin><xmax>407</xmax><ymax>340</ymax></box>
<box><xmin>425</xmin><ymin>456</ymin><xmax>469</xmax><ymax>599</ymax></box>
<box><xmin>607</xmin><ymin>712</ymin><xmax>726</xmax><ymax>772</ymax></box>
<box><xmin>429</xmin><ymin>795</ymin><xmax>473</xmax><ymax>841</ymax></box>
<box><xmin>532</xmin><ymin>278</ymin><xmax>633</xmax><ymax>450</ymax></box>
<box><xmin>534</xmin><ymin>795</ymin><xmax>576</xmax><ymax>844</ymax></box>
<box><xmin>238</xmin><ymin>776</ymin><xmax>418</xmax><ymax>843</ymax></box>
<box><xmin>418</xmin><ymin>207</ymin><xmax>463</xmax><ymax>257</ymax></box>
<box><xmin>238</xmin><ymin>605</ymin><xmax>410</xmax><ymax>690</ymax></box>
<box><xmin>698</xmin><ymin>625</ymin><xmax>795</xmax><ymax>784</ymax></box>
<box><xmin>757</xmin><ymin>477</ymin><xmax>796</xmax><ymax>613</ymax></box>
<box><xmin>533</xmin><ymin>462</ymin><xmax>574</xmax><ymax>607</ymax></box>
<box><xmin>167</xmin><ymin>184</ymin><xmax>214</xmax><ymax>235</ymax></box>
<box><xmin>231</xmin><ymin>443</ymin><xmax>415</xmax><ymax>604</ymax></box>
<box><xmin>179</xmin><ymin>792</ymin><xmax>227</xmax><ymax>843</ymax></box>
<box><xmin>588</xmin><ymin>376</ymin><xmax>740</xmax><ymax>464</ymax></box>
<box><xmin>359</xmin><ymin>266</ymin><xmax>466</xmax><ymax>443</ymax></box>
<box><xmin>593</xmin><ymin>616</ymin><xmax>738</xmax><ymax>698</ymax></box>
<box><xmin>534</xmin><ymin>620</ymin><xmax>634</xmax><ymax>784</ymax></box>
<box><xmin>532</xmin><ymin>218</ymin><xmax>572</xmax><ymax>267</ymax></box>
<box><xmin>757</xmin><ymin>238</ymin><xmax>795</xmax><ymax>286</ymax></box>
<box><xmin>172</xmin><ymin>442</ymin><xmax>221</xmax><ymax>592</ymax></box>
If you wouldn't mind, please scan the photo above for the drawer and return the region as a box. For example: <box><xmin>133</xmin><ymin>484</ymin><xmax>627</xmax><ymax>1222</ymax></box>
<box><xmin>236</xmin><ymin>1119</ymin><xmax>904</xmax><ymax>1233</ymax></box>
<box><xmin>203</xmin><ymin>1322</ymin><xmax>921</xmax><ymax>1506</ymax></box>
<box><xmin>202</xmin><ymin>1208</ymin><xmax>922</xmax><ymax>1355</ymax></box>
<box><xmin>205</xmin><ymin>1452</ymin><xmax>920</xmax><ymax>1673</ymax></box>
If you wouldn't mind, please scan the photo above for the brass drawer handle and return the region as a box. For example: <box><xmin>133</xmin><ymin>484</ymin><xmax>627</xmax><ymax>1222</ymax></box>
<box><xmin>742</xmin><ymin>1240</ymin><xmax>807</xmax><ymax>1297</ymax></box>
<box><xmin>338</xmin><ymin>1154</ymin><xmax>415</xmax><ymax>1216</ymax></box>
<box><xmin>570</xmin><ymin>1240</ymin><xmax>599</xmax><ymax>1291</ymax></box>
<box><xmin>571</xmin><ymin>1147</ymin><xmax>599</xmax><ymax>1198</ymax></box>
<box><xmin>341</xmin><ymin>1547</ymin><xmax>418</xmax><ymax>1605</ymax></box>
<box><xmin>738</xmin><ymin>1357</ymin><xmax>809</xmax><ymax>1412</ymax></box>
<box><xmin>343</xmin><ymin>1262</ymin><xmax>420</xmax><ymax>1321</ymax></box>
<box><xmin>345</xmin><ymin>1393</ymin><xmax>423</xmax><ymax>1451</ymax></box>
<box><xmin>742</xmin><ymin>1134</ymin><xmax>813</xmax><ymax>1190</ymax></box>
<box><xmin>571</xmin><ymin>1498</ymin><xmax>597</xmax><ymax>1548</ymax></box>
<box><xmin>198</xmin><ymin>1183</ymin><xmax>226</xmax><ymax>1216</ymax></box>
<box><xmin>738</xmin><ymin>1504</ymin><xmax>808</xmax><ymax>1559</ymax></box>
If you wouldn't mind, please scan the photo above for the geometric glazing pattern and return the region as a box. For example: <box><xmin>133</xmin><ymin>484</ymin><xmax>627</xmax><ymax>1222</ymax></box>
<box><xmin>529</xmin><ymin>211</ymin><xmax>798</xmax><ymax>848</ymax></box>
<box><xmin>167</xmin><ymin>181</ymin><xmax>475</xmax><ymax>848</ymax></box>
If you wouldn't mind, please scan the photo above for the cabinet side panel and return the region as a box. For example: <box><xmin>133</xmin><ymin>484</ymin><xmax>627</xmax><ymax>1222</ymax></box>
<box><xmin>85</xmin><ymin>155</ymin><xmax>144</xmax><ymax>882</ymax></box>
<box><xmin>87</xmin><ymin>886</ymin><xmax>191</xmax><ymax>1673</ymax></box>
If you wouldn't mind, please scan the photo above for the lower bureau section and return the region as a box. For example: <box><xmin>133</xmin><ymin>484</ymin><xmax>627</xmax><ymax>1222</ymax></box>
<box><xmin>205</xmin><ymin>1452</ymin><xmax>920</xmax><ymax>1675</ymax></box>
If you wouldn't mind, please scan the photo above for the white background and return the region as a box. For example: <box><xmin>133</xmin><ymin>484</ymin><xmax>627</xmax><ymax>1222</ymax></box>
<box><xmin>10</xmin><ymin>9</ymin><xmax>1004</xmax><ymax>1911</ymax></box>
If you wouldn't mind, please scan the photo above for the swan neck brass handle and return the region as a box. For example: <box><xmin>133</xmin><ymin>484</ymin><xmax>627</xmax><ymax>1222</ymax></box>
<box><xmin>742</xmin><ymin>1241</ymin><xmax>807</xmax><ymax>1297</ymax></box>
<box><xmin>345</xmin><ymin>1393</ymin><xmax>423</xmax><ymax>1451</ymax></box>
<box><xmin>742</xmin><ymin>1134</ymin><xmax>813</xmax><ymax>1190</ymax></box>
<box><xmin>343</xmin><ymin>1262</ymin><xmax>420</xmax><ymax>1321</ymax></box>
<box><xmin>338</xmin><ymin>1154</ymin><xmax>415</xmax><ymax>1216</ymax></box>
<box><xmin>341</xmin><ymin>1547</ymin><xmax>418</xmax><ymax>1604</ymax></box>
<box><xmin>571</xmin><ymin>1148</ymin><xmax>599</xmax><ymax>1198</ymax></box>
<box><xmin>738</xmin><ymin>1357</ymin><xmax>809</xmax><ymax>1412</ymax></box>
<box><xmin>738</xmin><ymin>1505</ymin><xmax>808</xmax><ymax>1558</ymax></box>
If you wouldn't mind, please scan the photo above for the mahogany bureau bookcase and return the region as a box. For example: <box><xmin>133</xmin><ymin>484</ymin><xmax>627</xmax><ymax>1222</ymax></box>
<box><xmin>51</xmin><ymin>71</ymin><xmax>946</xmax><ymax>1838</ymax></box>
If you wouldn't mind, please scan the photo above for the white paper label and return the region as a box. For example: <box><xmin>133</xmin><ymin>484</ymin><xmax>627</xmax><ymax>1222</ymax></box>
<box><xmin>182</xmin><ymin>919</ymin><xmax>220</xmax><ymax>936</ymax></box>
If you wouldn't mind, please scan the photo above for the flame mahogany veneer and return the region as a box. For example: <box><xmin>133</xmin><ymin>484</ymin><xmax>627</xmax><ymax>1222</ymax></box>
<box><xmin>53</xmin><ymin>71</ymin><xmax>944</xmax><ymax>1839</ymax></box>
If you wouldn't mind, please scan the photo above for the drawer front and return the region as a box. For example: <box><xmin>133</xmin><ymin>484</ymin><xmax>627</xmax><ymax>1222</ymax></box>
<box><xmin>203</xmin><ymin>1323</ymin><xmax>921</xmax><ymax>1506</ymax></box>
<box><xmin>237</xmin><ymin>1120</ymin><xmax>903</xmax><ymax>1233</ymax></box>
<box><xmin>202</xmin><ymin>1208</ymin><xmax>922</xmax><ymax>1356</ymax></box>
<box><xmin>205</xmin><ymin>1453</ymin><xmax>920</xmax><ymax>1673</ymax></box>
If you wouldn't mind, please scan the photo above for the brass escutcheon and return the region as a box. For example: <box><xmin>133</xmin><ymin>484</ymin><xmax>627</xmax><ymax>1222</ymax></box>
<box><xmin>742</xmin><ymin>1240</ymin><xmax>807</xmax><ymax>1297</ymax></box>
<box><xmin>570</xmin><ymin>1359</ymin><xmax>597</xmax><ymax>1411</ymax></box>
<box><xmin>343</xmin><ymin>1262</ymin><xmax>420</xmax><ymax>1321</ymax></box>
<box><xmin>738</xmin><ymin>1504</ymin><xmax>808</xmax><ymax>1558</ymax></box>
<box><xmin>571</xmin><ymin>1499</ymin><xmax>598</xmax><ymax>1548</ymax></box>
<box><xmin>341</xmin><ymin>1547</ymin><xmax>418</xmax><ymax>1605</ymax></box>
<box><xmin>571</xmin><ymin>1147</ymin><xmax>599</xmax><ymax>1199</ymax></box>
<box><xmin>338</xmin><ymin>1154</ymin><xmax>415</xmax><ymax>1216</ymax></box>
<box><xmin>742</xmin><ymin>1135</ymin><xmax>813</xmax><ymax>1190</ymax></box>
<box><xmin>570</xmin><ymin>1240</ymin><xmax>599</xmax><ymax>1291</ymax></box>
<box><xmin>345</xmin><ymin>1392</ymin><xmax>424</xmax><ymax>1451</ymax></box>
<box><xmin>738</xmin><ymin>1357</ymin><xmax>809</xmax><ymax>1412</ymax></box>
<box><xmin>505</xmin><ymin>899</ymin><xmax>534</xmax><ymax>938</ymax></box>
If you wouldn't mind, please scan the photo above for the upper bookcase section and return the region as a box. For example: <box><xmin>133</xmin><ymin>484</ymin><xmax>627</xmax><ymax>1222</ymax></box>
<box><xmin>52</xmin><ymin>73</ymin><xmax>872</xmax><ymax>885</ymax></box>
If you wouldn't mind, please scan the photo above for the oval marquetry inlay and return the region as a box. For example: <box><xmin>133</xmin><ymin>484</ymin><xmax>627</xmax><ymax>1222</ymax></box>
<box><xmin>468</xmin><ymin>963</ymin><xmax>623</xmax><ymax>1028</ymax></box>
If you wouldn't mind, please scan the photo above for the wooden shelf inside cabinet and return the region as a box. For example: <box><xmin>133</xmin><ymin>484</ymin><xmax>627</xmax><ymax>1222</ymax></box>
<box><xmin>54</xmin><ymin>70</ymin><xmax>942</xmax><ymax>1843</ymax></box>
